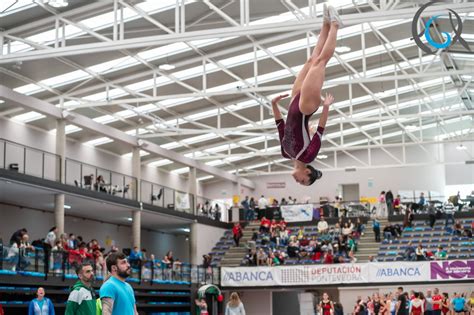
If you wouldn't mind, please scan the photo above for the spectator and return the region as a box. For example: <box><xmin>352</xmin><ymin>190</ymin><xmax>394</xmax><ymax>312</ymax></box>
<box><xmin>426</xmin><ymin>289</ymin><xmax>433</xmax><ymax>315</ymax></box>
<box><xmin>334</xmin><ymin>303</ymin><xmax>344</xmax><ymax>315</ymax></box>
<box><xmin>225</xmin><ymin>292</ymin><xmax>246</xmax><ymax>315</ymax></box>
<box><xmin>256</xmin><ymin>248</ymin><xmax>267</xmax><ymax>266</ymax></box>
<box><xmin>428</xmin><ymin>203</ymin><xmax>437</xmax><ymax>228</ymax></box>
<box><xmin>354</xmin><ymin>298</ymin><xmax>367</xmax><ymax>315</ymax></box>
<box><xmin>393</xmin><ymin>195</ymin><xmax>401</xmax><ymax>214</ymax></box>
<box><xmin>278</xmin><ymin>227</ymin><xmax>289</xmax><ymax>246</ymax></box>
<box><xmin>334</xmin><ymin>196</ymin><xmax>341</xmax><ymax>218</ymax></box>
<box><xmin>249</xmin><ymin>197</ymin><xmax>256</xmax><ymax>215</ymax></box>
<box><xmin>348</xmin><ymin>250</ymin><xmax>357</xmax><ymax>263</ymax></box>
<box><xmin>214</xmin><ymin>204</ymin><xmax>221</xmax><ymax>221</ymax></box>
<box><xmin>386</xmin><ymin>190</ymin><xmax>394</xmax><ymax>215</ymax></box>
<box><xmin>342</xmin><ymin>222</ymin><xmax>353</xmax><ymax>236</ymax></box>
<box><xmin>288</xmin><ymin>196</ymin><xmax>295</xmax><ymax>205</ymax></box>
<box><xmin>258</xmin><ymin>195</ymin><xmax>268</xmax><ymax>209</ymax></box>
<box><xmin>67</xmin><ymin>234</ymin><xmax>78</xmax><ymax>250</ymax></box>
<box><xmin>272</xmin><ymin>199</ymin><xmax>279</xmax><ymax>207</ymax></box>
<box><xmin>242</xmin><ymin>196</ymin><xmax>253</xmax><ymax>221</ymax></box>
<box><xmin>415</xmin><ymin>244</ymin><xmax>426</xmax><ymax>261</ymax></box>
<box><xmin>444</xmin><ymin>202</ymin><xmax>455</xmax><ymax>228</ymax></box>
<box><xmin>403</xmin><ymin>241</ymin><xmax>416</xmax><ymax>261</ymax></box>
<box><xmin>373</xmin><ymin>218</ymin><xmax>381</xmax><ymax>242</ymax></box>
<box><xmin>453</xmin><ymin>220</ymin><xmax>463</xmax><ymax>236</ymax></box>
<box><xmin>280</xmin><ymin>198</ymin><xmax>288</xmax><ymax>205</ymax></box>
<box><xmin>162</xmin><ymin>251</ymin><xmax>174</xmax><ymax>269</ymax></box>
<box><xmin>45</xmin><ymin>227</ymin><xmax>57</xmax><ymax>248</ymax></box>
<box><xmin>355</xmin><ymin>218</ymin><xmax>365</xmax><ymax>237</ymax></box>
<box><xmin>28</xmin><ymin>287</ymin><xmax>55</xmax><ymax>315</ymax></box>
<box><xmin>232</xmin><ymin>223</ymin><xmax>243</xmax><ymax>247</ymax></box>
<box><xmin>100</xmin><ymin>252</ymin><xmax>137</xmax><ymax>314</ymax></box>
<box><xmin>323</xmin><ymin>250</ymin><xmax>334</xmax><ymax>264</ymax></box>
<box><xmin>368</xmin><ymin>255</ymin><xmax>378</xmax><ymax>262</ymax></box>
<box><xmin>318</xmin><ymin>217</ymin><xmax>329</xmax><ymax>234</ymax></box>
<box><xmin>129</xmin><ymin>246</ymin><xmax>143</xmax><ymax>269</ymax></box>
<box><xmin>9</xmin><ymin>228</ymin><xmax>27</xmax><ymax>246</ymax></box>
<box><xmin>287</xmin><ymin>237</ymin><xmax>300</xmax><ymax>258</ymax></box>
<box><xmin>409</xmin><ymin>292</ymin><xmax>424</xmax><ymax>315</ymax></box>
<box><xmin>259</xmin><ymin>216</ymin><xmax>271</xmax><ymax>234</ymax></box>
<box><xmin>202</xmin><ymin>254</ymin><xmax>212</xmax><ymax>269</ymax></box>
<box><xmin>65</xmin><ymin>263</ymin><xmax>96</xmax><ymax>315</ymax></box>
<box><xmin>195</xmin><ymin>298</ymin><xmax>209</xmax><ymax>315</ymax></box>
<box><xmin>377</xmin><ymin>191</ymin><xmax>387</xmax><ymax>218</ymax></box>
<box><xmin>244</xmin><ymin>249</ymin><xmax>257</xmax><ymax>266</ymax></box>
<box><xmin>418</xmin><ymin>192</ymin><xmax>426</xmax><ymax>210</ymax></box>
<box><xmin>318</xmin><ymin>293</ymin><xmax>334</xmax><ymax>315</ymax></box>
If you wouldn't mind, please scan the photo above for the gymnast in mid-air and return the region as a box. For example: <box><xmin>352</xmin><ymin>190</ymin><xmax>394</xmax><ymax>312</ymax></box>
<box><xmin>272</xmin><ymin>4</ymin><xmax>342</xmax><ymax>186</ymax></box>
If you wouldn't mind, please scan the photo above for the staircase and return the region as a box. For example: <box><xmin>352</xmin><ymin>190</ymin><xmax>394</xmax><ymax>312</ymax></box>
<box><xmin>356</xmin><ymin>218</ymin><xmax>387</xmax><ymax>262</ymax></box>
<box><xmin>220</xmin><ymin>221</ymin><xmax>260</xmax><ymax>267</ymax></box>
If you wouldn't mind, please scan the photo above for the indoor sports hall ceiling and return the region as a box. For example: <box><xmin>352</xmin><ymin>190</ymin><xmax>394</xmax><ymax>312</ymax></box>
<box><xmin>1</xmin><ymin>0</ymin><xmax>473</xmax><ymax>181</ymax></box>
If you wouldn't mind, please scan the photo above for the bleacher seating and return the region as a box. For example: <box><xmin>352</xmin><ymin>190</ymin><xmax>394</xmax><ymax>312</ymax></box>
<box><xmin>376</xmin><ymin>218</ymin><xmax>473</xmax><ymax>261</ymax></box>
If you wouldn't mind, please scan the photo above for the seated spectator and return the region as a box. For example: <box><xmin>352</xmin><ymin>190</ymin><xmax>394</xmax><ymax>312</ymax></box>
<box><xmin>383</xmin><ymin>225</ymin><xmax>394</xmax><ymax>243</ymax></box>
<box><xmin>434</xmin><ymin>246</ymin><xmax>447</xmax><ymax>260</ymax></box>
<box><xmin>342</xmin><ymin>222</ymin><xmax>353</xmax><ymax>236</ymax></box>
<box><xmin>279</xmin><ymin>219</ymin><xmax>287</xmax><ymax>231</ymax></box>
<box><xmin>287</xmin><ymin>237</ymin><xmax>300</xmax><ymax>258</ymax></box>
<box><xmin>354</xmin><ymin>218</ymin><xmax>365</xmax><ymax>237</ymax></box>
<box><xmin>299</xmin><ymin>248</ymin><xmax>309</xmax><ymax>260</ymax></box>
<box><xmin>415</xmin><ymin>244</ymin><xmax>426</xmax><ymax>261</ymax></box>
<box><xmin>270</xmin><ymin>219</ymin><xmax>279</xmax><ymax>234</ymax></box>
<box><xmin>7</xmin><ymin>234</ymin><xmax>33</xmax><ymax>271</ymax></box>
<box><xmin>323</xmin><ymin>250</ymin><xmax>334</xmax><ymax>264</ymax></box>
<box><xmin>278</xmin><ymin>227</ymin><xmax>289</xmax><ymax>246</ymax></box>
<box><xmin>259</xmin><ymin>216</ymin><xmax>271</xmax><ymax>233</ymax></box>
<box><xmin>297</xmin><ymin>227</ymin><xmax>305</xmax><ymax>241</ymax></box>
<box><xmin>94</xmin><ymin>175</ymin><xmax>107</xmax><ymax>192</ymax></box>
<box><xmin>403</xmin><ymin>241</ymin><xmax>416</xmax><ymax>261</ymax></box>
<box><xmin>269</xmin><ymin>251</ymin><xmax>280</xmax><ymax>266</ymax></box>
<box><xmin>368</xmin><ymin>255</ymin><xmax>378</xmax><ymax>262</ymax></box>
<box><xmin>318</xmin><ymin>217</ymin><xmax>329</xmax><ymax>234</ymax></box>
<box><xmin>348</xmin><ymin>250</ymin><xmax>357</xmax><ymax>263</ymax></box>
<box><xmin>463</xmin><ymin>228</ymin><xmax>472</xmax><ymax>238</ymax></box>
<box><xmin>347</xmin><ymin>235</ymin><xmax>357</xmax><ymax>252</ymax></box>
<box><xmin>453</xmin><ymin>220</ymin><xmax>463</xmax><ymax>236</ymax></box>
<box><xmin>257</xmin><ymin>248</ymin><xmax>267</xmax><ymax>266</ymax></box>
<box><xmin>331</xmin><ymin>223</ymin><xmax>342</xmax><ymax>239</ymax></box>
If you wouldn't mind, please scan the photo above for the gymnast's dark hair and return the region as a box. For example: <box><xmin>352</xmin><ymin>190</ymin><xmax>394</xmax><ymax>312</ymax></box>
<box><xmin>306</xmin><ymin>165</ymin><xmax>322</xmax><ymax>186</ymax></box>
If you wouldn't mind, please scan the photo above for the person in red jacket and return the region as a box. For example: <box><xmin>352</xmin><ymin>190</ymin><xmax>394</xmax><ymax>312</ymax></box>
<box><xmin>232</xmin><ymin>223</ymin><xmax>243</xmax><ymax>247</ymax></box>
<box><xmin>260</xmin><ymin>217</ymin><xmax>271</xmax><ymax>233</ymax></box>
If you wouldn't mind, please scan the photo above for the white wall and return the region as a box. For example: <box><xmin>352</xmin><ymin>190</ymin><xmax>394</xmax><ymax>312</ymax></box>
<box><xmin>444</xmin><ymin>142</ymin><xmax>474</xmax><ymax>185</ymax></box>
<box><xmin>192</xmin><ymin>223</ymin><xmax>227</xmax><ymax>264</ymax></box>
<box><xmin>238</xmin><ymin>290</ymin><xmax>272</xmax><ymax>315</ymax></box>
<box><xmin>0</xmin><ymin>204</ymin><xmax>189</xmax><ymax>261</ymax></box>
<box><xmin>0</xmin><ymin>117</ymin><xmax>204</xmax><ymax>196</ymax></box>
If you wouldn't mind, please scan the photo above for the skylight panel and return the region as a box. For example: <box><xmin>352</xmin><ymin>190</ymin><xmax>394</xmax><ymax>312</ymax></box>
<box><xmin>137</xmin><ymin>43</ymin><xmax>191</xmax><ymax>60</ymax></box>
<box><xmin>148</xmin><ymin>159</ymin><xmax>174</xmax><ymax>167</ymax></box>
<box><xmin>206</xmin><ymin>160</ymin><xmax>226</xmax><ymax>166</ymax></box>
<box><xmin>197</xmin><ymin>175</ymin><xmax>214</xmax><ymax>181</ymax></box>
<box><xmin>183</xmin><ymin>151</ymin><xmax>206</xmax><ymax>158</ymax></box>
<box><xmin>181</xmin><ymin>133</ymin><xmax>218</xmax><ymax>145</ymax></box>
<box><xmin>83</xmin><ymin>88</ymin><xmax>128</xmax><ymax>101</ymax></box>
<box><xmin>239</xmin><ymin>136</ymin><xmax>268</xmax><ymax>146</ymax></box>
<box><xmin>93</xmin><ymin>115</ymin><xmax>117</xmax><ymax>124</ymax></box>
<box><xmin>186</xmin><ymin>109</ymin><xmax>219</xmax><ymax>121</ymax></box>
<box><xmin>50</xmin><ymin>124</ymin><xmax>83</xmax><ymax>135</ymax></box>
<box><xmin>125</xmin><ymin>128</ymin><xmax>149</xmax><ymax>136</ymax></box>
<box><xmin>13</xmin><ymin>84</ymin><xmax>43</xmax><ymax>95</ymax></box>
<box><xmin>173</xmin><ymin>64</ymin><xmax>219</xmax><ymax>80</ymax></box>
<box><xmin>0</xmin><ymin>0</ymin><xmax>38</xmax><ymax>17</ymax></box>
<box><xmin>84</xmin><ymin>137</ymin><xmax>113</xmax><ymax>146</ymax></box>
<box><xmin>161</xmin><ymin>142</ymin><xmax>181</xmax><ymax>150</ymax></box>
<box><xmin>88</xmin><ymin>56</ymin><xmax>140</xmax><ymax>74</ymax></box>
<box><xmin>172</xmin><ymin>167</ymin><xmax>190</xmax><ymax>174</ymax></box>
<box><xmin>40</xmin><ymin>70</ymin><xmax>90</xmax><ymax>88</ymax></box>
<box><xmin>12</xmin><ymin>111</ymin><xmax>45</xmax><ymax>123</ymax></box>
<box><xmin>28</xmin><ymin>25</ymin><xmax>83</xmax><ymax>46</ymax></box>
<box><xmin>226</xmin><ymin>100</ymin><xmax>258</xmax><ymax>111</ymax></box>
<box><xmin>160</xmin><ymin>97</ymin><xmax>199</xmax><ymax>107</ymax></box>
<box><xmin>204</xmin><ymin>143</ymin><xmax>239</xmax><ymax>153</ymax></box>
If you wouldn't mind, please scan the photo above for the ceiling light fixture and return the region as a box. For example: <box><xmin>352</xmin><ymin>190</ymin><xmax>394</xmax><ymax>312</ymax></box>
<box><xmin>456</xmin><ymin>144</ymin><xmax>467</xmax><ymax>150</ymax></box>
<box><xmin>46</xmin><ymin>0</ymin><xmax>69</xmax><ymax>8</ymax></box>
<box><xmin>127</xmin><ymin>217</ymin><xmax>133</xmax><ymax>221</ymax></box>
<box><xmin>64</xmin><ymin>204</ymin><xmax>71</xmax><ymax>209</ymax></box>
<box><xmin>159</xmin><ymin>64</ymin><xmax>175</xmax><ymax>71</ymax></box>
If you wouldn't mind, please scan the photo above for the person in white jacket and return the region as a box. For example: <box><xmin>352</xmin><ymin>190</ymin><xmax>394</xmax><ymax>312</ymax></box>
<box><xmin>225</xmin><ymin>292</ymin><xmax>246</xmax><ymax>315</ymax></box>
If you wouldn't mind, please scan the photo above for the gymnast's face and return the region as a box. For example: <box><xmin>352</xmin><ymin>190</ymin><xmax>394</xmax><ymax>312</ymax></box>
<box><xmin>292</xmin><ymin>167</ymin><xmax>311</xmax><ymax>185</ymax></box>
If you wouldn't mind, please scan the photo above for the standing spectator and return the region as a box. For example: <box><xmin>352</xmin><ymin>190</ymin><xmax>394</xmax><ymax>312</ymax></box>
<box><xmin>242</xmin><ymin>196</ymin><xmax>253</xmax><ymax>221</ymax></box>
<box><xmin>425</xmin><ymin>289</ymin><xmax>433</xmax><ymax>315</ymax></box>
<box><xmin>396</xmin><ymin>287</ymin><xmax>408</xmax><ymax>315</ymax></box>
<box><xmin>258</xmin><ymin>195</ymin><xmax>268</xmax><ymax>209</ymax></box>
<box><xmin>409</xmin><ymin>292</ymin><xmax>424</xmax><ymax>315</ymax></box>
<box><xmin>444</xmin><ymin>202</ymin><xmax>455</xmax><ymax>228</ymax></box>
<box><xmin>428</xmin><ymin>203</ymin><xmax>437</xmax><ymax>228</ymax></box>
<box><xmin>129</xmin><ymin>247</ymin><xmax>143</xmax><ymax>269</ymax></box>
<box><xmin>225</xmin><ymin>292</ymin><xmax>246</xmax><ymax>315</ymax></box>
<box><xmin>214</xmin><ymin>203</ymin><xmax>221</xmax><ymax>221</ymax></box>
<box><xmin>45</xmin><ymin>227</ymin><xmax>57</xmax><ymax>248</ymax></box>
<box><xmin>28</xmin><ymin>287</ymin><xmax>55</xmax><ymax>315</ymax></box>
<box><xmin>378</xmin><ymin>191</ymin><xmax>387</xmax><ymax>218</ymax></box>
<box><xmin>288</xmin><ymin>196</ymin><xmax>295</xmax><ymax>205</ymax></box>
<box><xmin>249</xmin><ymin>197</ymin><xmax>256</xmax><ymax>217</ymax></box>
<box><xmin>318</xmin><ymin>293</ymin><xmax>334</xmax><ymax>315</ymax></box>
<box><xmin>195</xmin><ymin>298</ymin><xmax>209</xmax><ymax>315</ymax></box>
<box><xmin>432</xmin><ymin>289</ymin><xmax>443</xmax><ymax>315</ymax></box>
<box><xmin>65</xmin><ymin>263</ymin><xmax>96</xmax><ymax>315</ymax></box>
<box><xmin>67</xmin><ymin>234</ymin><xmax>78</xmax><ymax>250</ymax></box>
<box><xmin>280</xmin><ymin>198</ymin><xmax>288</xmax><ymax>205</ymax></box>
<box><xmin>318</xmin><ymin>217</ymin><xmax>329</xmax><ymax>234</ymax></box>
<box><xmin>393</xmin><ymin>195</ymin><xmax>401</xmax><ymax>214</ymax></box>
<box><xmin>10</xmin><ymin>228</ymin><xmax>27</xmax><ymax>246</ymax></box>
<box><xmin>373</xmin><ymin>219</ymin><xmax>381</xmax><ymax>242</ymax></box>
<box><xmin>334</xmin><ymin>196</ymin><xmax>341</xmax><ymax>218</ymax></box>
<box><xmin>232</xmin><ymin>223</ymin><xmax>243</xmax><ymax>247</ymax></box>
<box><xmin>100</xmin><ymin>252</ymin><xmax>137</xmax><ymax>315</ymax></box>
<box><xmin>386</xmin><ymin>190</ymin><xmax>394</xmax><ymax>215</ymax></box>
<box><xmin>418</xmin><ymin>192</ymin><xmax>426</xmax><ymax>210</ymax></box>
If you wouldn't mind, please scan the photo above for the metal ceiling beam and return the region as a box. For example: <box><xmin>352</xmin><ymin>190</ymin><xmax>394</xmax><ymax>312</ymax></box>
<box><xmin>0</xmin><ymin>85</ymin><xmax>255</xmax><ymax>188</ymax></box>
<box><xmin>1</xmin><ymin>3</ymin><xmax>473</xmax><ymax>63</ymax></box>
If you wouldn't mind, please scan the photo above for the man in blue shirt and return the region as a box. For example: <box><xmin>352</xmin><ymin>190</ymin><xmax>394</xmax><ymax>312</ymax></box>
<box><xmin>100</xmin><ymin>253</ymin><xmax>137</xmax><ymax>315</ymax></box>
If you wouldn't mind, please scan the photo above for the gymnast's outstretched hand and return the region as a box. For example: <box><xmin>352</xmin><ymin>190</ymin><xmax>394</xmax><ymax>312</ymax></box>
<box><xmin>271</xmin><ymin>94</ymin><xmax>289</xmax><ymax>105</ymax></box>
<box><xmin>323</xmin><ymin>93</ymin><xmax>334</xmax><ymax>107</ymax></box>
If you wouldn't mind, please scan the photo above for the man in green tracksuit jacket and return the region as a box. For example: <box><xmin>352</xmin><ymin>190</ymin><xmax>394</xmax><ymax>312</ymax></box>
<box><xmin>65</xmin><ymin>262</ymin><xmax>97</xmax><ymax>315</ymax></box>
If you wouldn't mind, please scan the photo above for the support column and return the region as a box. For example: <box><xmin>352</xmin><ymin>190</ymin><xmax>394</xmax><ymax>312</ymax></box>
<box><xmin>233</xmin><ymin>180</ymin><xmax>242</xmax><ymax>205</ymax></box>
<box><xmin>56</xmin><ymin>119</ymin><xmax>66</xmax><ymax>183</ymax></box>
<box><xmin>132</xmin><ymin>209</ymin><xmax>141</xmax><ymax>249</ymax></box>
<box><xmin>188</xmin><ymin>167</ymin><xmax>197</xmax><ymax>214</ymax></box>
<box><xmin>54</xmin><ymin>194</ymin><xmax>65</xmax><ymax>235</ymax></box>
<box><xmin>131</xmin><ymin>147</ymin><xmax>141</xmax><ymax>249</ymax></box>
<box><xmin>189</xmin><ymin>221</ymin><xmax>198</xmax><ymax>265</ymax></box>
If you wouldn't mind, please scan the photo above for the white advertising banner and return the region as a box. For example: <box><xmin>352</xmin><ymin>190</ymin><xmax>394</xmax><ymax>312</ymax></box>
<box><xmin>221</xmin><ymin>264</ymin><xmax>369</xmax><ymax>287</ymax></box>
<box><xmin>280</xmin><ymin>204</ymin><xmax>313</xmax><ymax>222</ymax></box>
<box><xmin>221</xmin><ymin>260</ymin><xmax>474</xmax><ymax>287</ymax></box>
<box><xmin>175</xmin><ymin>191</ymin><xmax>190</xmax><ymax>211</ymax></box>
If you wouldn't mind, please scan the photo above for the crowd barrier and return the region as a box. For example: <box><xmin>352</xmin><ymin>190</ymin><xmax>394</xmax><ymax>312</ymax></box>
<box><xmin>220</xmin><ymin>259</ymin><xmax>473</xmax><ymax>287</ymax></box>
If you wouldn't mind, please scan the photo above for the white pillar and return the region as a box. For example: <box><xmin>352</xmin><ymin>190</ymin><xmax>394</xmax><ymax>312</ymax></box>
<box><xmin>189</xmin><ymin>221</ymin><xmax>198</xmax><ymax>265</ymax></box>
<box><xmin>188</xmin><ymin>167</ymin><xmax>197</xmax><ymax>214</ymax></box>
<box><xmin>131</xmin><ymin>147</ymin><xmax>141</xmax><ymax>249</ymax></box>
<box><xmin>54</xmin><ymin>194</ymin><xmax>65</xmax><ymax>235</ymax></box>
<box><xmin>56</xmin><ymin>119</ymin><xmax>66</xmax><ymax>183</ymax></box>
